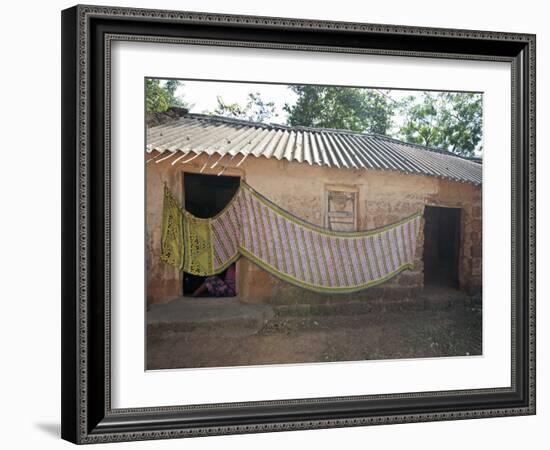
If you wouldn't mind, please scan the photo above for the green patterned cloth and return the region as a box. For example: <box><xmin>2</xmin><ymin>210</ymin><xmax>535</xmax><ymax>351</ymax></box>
<box><xmin>161</xmin><ymin>181</ymin><xmax>421</xmax><ymax>293</ymax></box>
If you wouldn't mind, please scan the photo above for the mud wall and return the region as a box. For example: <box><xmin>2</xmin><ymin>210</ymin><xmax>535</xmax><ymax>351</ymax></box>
<box><xmin>146</xmin><ymin>153</ymin><xmax>482</xmax><ymax>305</ymax></box>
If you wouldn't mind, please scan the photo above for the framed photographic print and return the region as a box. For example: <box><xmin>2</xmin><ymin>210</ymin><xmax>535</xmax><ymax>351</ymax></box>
<box><xmin>61</xmin><ymin>4</ymin><xmax>536</xmax><ymax>444</ymax></box>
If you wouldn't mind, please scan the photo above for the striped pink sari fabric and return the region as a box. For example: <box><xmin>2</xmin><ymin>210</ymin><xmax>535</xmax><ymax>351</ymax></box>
<box><xmin>206</xmin><ymin>183</ymin><xmax>421</xmax><ymax>293</ymax></box>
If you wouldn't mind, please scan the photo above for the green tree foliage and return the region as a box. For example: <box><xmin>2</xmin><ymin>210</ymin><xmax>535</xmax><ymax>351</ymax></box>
<box><xmin>283</xmin><ymin>85</ymin><xmax>393</xmax><ymax>135</ymax></box>
<box><xmin>211</xmin><ymin>92</ymin><xmax>277</xmax><ymax>122</ymax></box>
<box><xmin>397</xmin><ymin>92</ymin><xmax>482</xmax><ymax>156</ymax></box>
<box><xmin>145</xmin><ymin>79</ymin><xmax>188</xmax><ymax>113</ymax></box>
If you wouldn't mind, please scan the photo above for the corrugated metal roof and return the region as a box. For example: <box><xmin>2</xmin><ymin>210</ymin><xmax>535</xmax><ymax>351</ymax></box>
<box><xmin>146</xmin><ymin>113</ymin><xmax>482</xmax><ymax>185</ymax></box>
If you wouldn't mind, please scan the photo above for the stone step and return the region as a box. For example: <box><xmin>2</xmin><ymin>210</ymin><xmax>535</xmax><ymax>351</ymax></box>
<box><xmin>272</xmin><ymin>294</ymin><xmax>477</xmax><ymax>317</ymax></box>
<box><xmin>147</xmin><ymin>297</ymin><xmax>275</xmax><ymax>338</ymax></box>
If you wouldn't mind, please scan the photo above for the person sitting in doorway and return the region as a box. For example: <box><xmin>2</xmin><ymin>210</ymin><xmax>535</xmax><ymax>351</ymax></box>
<box><xmin>191</xmin><ymin>264</ymin><xmax>236</xmax><ymax>297</ymax></box>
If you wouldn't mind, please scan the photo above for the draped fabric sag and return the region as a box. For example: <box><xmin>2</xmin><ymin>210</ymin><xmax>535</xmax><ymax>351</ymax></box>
<box><xmin>161</xmin><ymin>181</ymin><xmax>421</xmax><ymax>294</ymax></box>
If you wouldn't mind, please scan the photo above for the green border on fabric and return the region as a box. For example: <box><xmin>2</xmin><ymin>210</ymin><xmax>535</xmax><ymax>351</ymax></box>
<box><xmin>239</xmin><ymin>246</ymin><xmax>414</xmax><ymax>294</ymax></box>
<box><xmin>182</xmin><ymin>214</ymin><xmax>216</xmax><ymax>276</ymax></box>
<box><xmin>161</xmin><ymin>183</ymin><xmax>421</xmax><ymax>292</ymax></box>
<box><xmin>212</xmin><ymin>252</ymin><xmax>240</xmax><ymax>275</ymax></box>
<box><xmin>164</xmin><ymin>181</ymin><xmax>422</xmax><ymax>239</ymax></box>
<box><xmin>160</xmin><ymin>184</ymin><xmax>185</xmax><ymax>270</ymax></box>
<box><xmin>243</xmin><ymin>181</ymin><xmax>421</xmax><ymax>238</ymax></box>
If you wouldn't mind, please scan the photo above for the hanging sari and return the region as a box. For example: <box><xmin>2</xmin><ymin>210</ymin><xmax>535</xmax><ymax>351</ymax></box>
<box><xmin>161</xmin><ymin>181</ymin><xmax>421</xmax><ymax>294</ymax></box>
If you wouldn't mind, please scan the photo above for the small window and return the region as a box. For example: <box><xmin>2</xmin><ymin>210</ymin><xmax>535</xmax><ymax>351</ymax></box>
<box><xmin>325</xmin><ymin>186</ymin><xmax>358</xmax><ymax>231</ymax></box>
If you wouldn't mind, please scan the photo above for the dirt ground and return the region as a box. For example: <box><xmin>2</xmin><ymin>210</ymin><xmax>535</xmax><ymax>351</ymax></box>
<box><xmin>147</xmin><ymin>299</ymin><xmax>482</xmax><ymax>370</ymax></box>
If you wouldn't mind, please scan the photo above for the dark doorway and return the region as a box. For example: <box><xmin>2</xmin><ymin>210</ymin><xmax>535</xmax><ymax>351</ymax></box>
<box><xmin>423</xmin><ymin>206</ymin><xmax>461</xmax><ymax>287</ymax></box>
<box><xmin>182</xmin><ymin>172</ymin><xmax>240</xmax><ymax>296</ymax></box>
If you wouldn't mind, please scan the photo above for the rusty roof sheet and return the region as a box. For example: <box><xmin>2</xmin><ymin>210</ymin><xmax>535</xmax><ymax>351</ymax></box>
<box><xmin>146</xmin><ymin>114</ymin><xmax>482</xmax><ymax>185</ymax></box>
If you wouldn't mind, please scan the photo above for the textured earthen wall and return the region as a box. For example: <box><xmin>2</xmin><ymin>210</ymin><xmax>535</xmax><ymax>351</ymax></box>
<box><xmin>146</xmin><ymin>153</ymin><xmax>481</xmax><ymax>305</ymax></box>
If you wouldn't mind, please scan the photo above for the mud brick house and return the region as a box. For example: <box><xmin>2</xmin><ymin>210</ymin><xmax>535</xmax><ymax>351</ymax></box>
<box><xmin>146</xmin><ymin>110</ymin><xmax>482</xmax><ymax>307</ymax></box>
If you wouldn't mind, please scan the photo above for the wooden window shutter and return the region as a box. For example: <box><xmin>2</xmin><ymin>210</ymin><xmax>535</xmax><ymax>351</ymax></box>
<box><xmin>325</xmin><ymin>187</ymin><xmax>358</xmax><ymax>231</ymax></box>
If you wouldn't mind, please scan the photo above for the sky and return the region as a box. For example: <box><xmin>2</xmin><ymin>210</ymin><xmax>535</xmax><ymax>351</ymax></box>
<box><xmin>175</xmin><ymin>80</ymin><xmax>297</xmax><ymax>122</ymax></box>
<box><xmin>173</xmin><ymin>79</ymin><xmax>420</xmax><ymax>126</ymax></box>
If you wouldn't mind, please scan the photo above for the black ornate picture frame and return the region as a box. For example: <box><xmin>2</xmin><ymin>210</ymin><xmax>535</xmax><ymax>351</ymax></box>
<box><xmin>61</xmin><ymin>4</ymin><xmax>536</xmax><ymax>444</ymax></box>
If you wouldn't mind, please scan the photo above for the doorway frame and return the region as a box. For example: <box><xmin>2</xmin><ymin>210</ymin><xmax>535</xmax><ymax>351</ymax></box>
<box><xmin>423</xmin><ymin>203</ymin><xmax>466</xmax><ymax>290</ymax></box>
<box><xmin>180</xmin><ymin>169</ymin><xmax>242</xmax><ymax>297</ymax></box>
